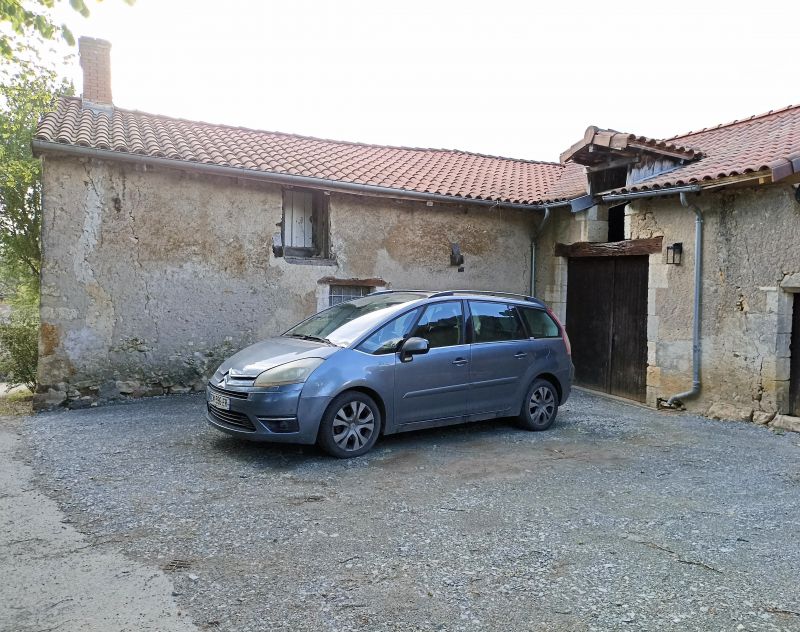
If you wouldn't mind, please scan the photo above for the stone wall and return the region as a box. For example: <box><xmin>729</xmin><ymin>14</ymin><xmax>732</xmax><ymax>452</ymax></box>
<box><xmin>629</xmin><ymin>185</ymin><xmax>800</xmax><ymax>420</ymax></box>
<box><xmin>36</xmin><ymin>156</ymin><xmax>538</xmax><ymax>409</ymax></box>
<box><xmin>536</xmin><ymin>183</ymin><xmax>800</xmax><ymax>424</ymax></box>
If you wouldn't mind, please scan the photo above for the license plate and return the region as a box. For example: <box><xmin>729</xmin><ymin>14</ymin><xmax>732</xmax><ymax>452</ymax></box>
<box><xmin>209</xmin><ymin>391</ymin><xmax>230</xmax><ymax>410</ymax></box>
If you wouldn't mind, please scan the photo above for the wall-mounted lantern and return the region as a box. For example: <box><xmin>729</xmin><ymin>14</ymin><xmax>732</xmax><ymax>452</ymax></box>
<box><xmin>666</xmin><ymin>242</ymin><xmax>683</xmax><ymax>265</ymax></box>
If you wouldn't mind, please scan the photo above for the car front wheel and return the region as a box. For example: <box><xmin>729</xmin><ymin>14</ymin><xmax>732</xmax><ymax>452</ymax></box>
<box><xmin>317</xmin><ymin>391</ymin><xmax>382</xmax><ymax>458</ymax></box>
<box><xmin>517</xmin><ymin>378</ymin><xmax>559</xmax><ymax>431</ymax></box>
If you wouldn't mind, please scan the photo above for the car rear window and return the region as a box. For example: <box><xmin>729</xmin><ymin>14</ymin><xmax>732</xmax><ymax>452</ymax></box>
<box><xmin>469</xmin><ymin>301</ymin><xmax>526</xmax><ymax>343</ymax></box>
<box><xmin>519</xmin><ymin>307</ymin><xmax>560</xmax><ymax>338</ymax></box>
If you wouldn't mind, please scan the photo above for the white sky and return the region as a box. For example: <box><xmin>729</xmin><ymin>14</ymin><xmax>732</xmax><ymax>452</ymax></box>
<box><xmin>50</xmin><ymin>0</ymin><xmax>800</xmax><ymax>162</ymax></box>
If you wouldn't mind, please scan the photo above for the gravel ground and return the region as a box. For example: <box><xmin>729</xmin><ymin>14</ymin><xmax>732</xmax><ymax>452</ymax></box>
<box><xmin>1</xmin><ymin>418</ymin><xmax>195</xmax><ymax>632</ymax></box>
<box><xmin>18</xmin><ymin>389</ymin><xmax>800</xmax><ymax>631</ymax></box>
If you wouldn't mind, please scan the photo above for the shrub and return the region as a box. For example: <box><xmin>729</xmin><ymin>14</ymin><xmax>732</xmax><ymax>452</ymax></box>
<box><xmin>0</xmin><ymin>306</ymin><xmax>38</xmax><ymax>390</ymax></box>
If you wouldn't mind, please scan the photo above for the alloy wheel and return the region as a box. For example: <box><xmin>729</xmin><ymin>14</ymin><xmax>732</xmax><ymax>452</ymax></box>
<box><xmin>529</xmin><ymin>386</ymin><xmax>555</xmax><ymax>425</ymax></box>
<box><xmin>331</xmin><ymin>401</ymin><xmax>375</xmax><ymax>452</ymax></box>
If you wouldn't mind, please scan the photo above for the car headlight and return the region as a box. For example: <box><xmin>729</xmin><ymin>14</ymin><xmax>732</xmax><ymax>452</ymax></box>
<box><xmin>253</xmin><ymin>358</ymin><xmax>325</xmax><ymax>387</ymax></box>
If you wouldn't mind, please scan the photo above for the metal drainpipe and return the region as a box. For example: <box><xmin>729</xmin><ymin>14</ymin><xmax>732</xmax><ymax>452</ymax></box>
<box><xmin>530</xmin><ymin>207</ymin><xmax>551</xmax><ymax>296</ymax></box>
<box><xmin>665</xmin><ymin>192</ymin><xmax>704</xmax><ymax>407</ymax></box>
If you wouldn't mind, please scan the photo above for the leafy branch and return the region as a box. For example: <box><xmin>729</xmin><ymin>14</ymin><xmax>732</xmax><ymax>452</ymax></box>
<box><xmin>0</xmin><ymin>0</ymin><xmax>135</xmax><ymax>59</ymax></box>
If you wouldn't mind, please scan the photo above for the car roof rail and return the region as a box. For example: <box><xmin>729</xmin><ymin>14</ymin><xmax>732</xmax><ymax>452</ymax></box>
<box><xmin>368</xmin><ymin>289</ymin><xmax>435</xmax><ymax>296</ymax></box>
<box><xmin>431</xmin><ymin>290</ymin><xmax>542</xmax><ymax>303</ymax></box>
<box><xmin>370</xmin><ymin>289</ymin><xmax>543</xmax><ymax>305</ymax></box>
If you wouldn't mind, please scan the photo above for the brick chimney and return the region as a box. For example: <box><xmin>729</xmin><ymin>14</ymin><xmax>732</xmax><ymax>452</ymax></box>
<box><xmin>79</xmin><ymin>37</ymin><xmax>113</xmax><ymax>106</ymax></box>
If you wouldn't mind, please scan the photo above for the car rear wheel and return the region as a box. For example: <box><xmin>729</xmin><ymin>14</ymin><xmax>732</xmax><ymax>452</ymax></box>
<box><xmin>517</xmin><ymin>378</ymin><xmax>559</xmax><ymax>431</ymax></box>
<box><xmin>317</xmin><ymin>391</ymin><xmax>382</xmax><ymax>458</ymax></box>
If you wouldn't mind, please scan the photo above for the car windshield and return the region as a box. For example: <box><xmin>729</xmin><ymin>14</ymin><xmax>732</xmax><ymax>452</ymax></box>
<box><xmin>284</xmin><ymin>292</ymin><xmax>428</xmax><ymax>347</ymax></box>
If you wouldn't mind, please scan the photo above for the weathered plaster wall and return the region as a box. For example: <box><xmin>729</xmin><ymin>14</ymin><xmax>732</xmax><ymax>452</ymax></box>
<box><xmin>628</xmin><ymin>185</ymin><xmax>800</xmax><ymax>420</ymax></box>
<box><xmin>36</xmin><ymin>156</ymin><xmax>537</xmax><ymax>409</ymax></box>
<box><xmin>537</xmin><ymin>183</ymin><xmax>800</xmax><ymax>424</ymax></box>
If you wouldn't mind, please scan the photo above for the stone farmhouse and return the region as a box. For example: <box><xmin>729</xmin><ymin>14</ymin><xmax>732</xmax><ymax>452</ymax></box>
<box><xmin>31</xmin><ymin>38</ymin><xmax>800</xmax><ymax>432</ymax></box>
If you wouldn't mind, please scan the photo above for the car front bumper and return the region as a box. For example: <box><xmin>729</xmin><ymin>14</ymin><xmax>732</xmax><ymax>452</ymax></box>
<box><xmin>205</xmin><ymin>382</ymin><xmax>331</xmax><ymax>445</ymax></box>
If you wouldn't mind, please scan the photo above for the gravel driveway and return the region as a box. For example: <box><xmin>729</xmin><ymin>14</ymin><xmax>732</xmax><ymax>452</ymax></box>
<box><xmin>19</xmin><ymin>389</ymin><xmax>800</xmax><ymax>631</ymax></box>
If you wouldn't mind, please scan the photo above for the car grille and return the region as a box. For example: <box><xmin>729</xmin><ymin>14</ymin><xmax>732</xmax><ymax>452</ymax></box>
<box><xmin>208</xmin><ymin>382</ymin><xmax>249</xmax><ymax>400</ymax></box>
<box><xmin>207</xmin><ymin>404</ymin><xmax>256</xmax><ymax>431</ymax></box>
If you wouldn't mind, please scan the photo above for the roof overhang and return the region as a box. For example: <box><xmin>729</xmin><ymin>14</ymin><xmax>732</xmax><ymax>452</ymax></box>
<box><xmin>560</xmin><ymin>126</ymin><xmax>703</xmax><ymax>166</ymax></box>
<box><xmin>32</xmin><ymin>139</ymin><xmax>571</xmax><ymax>212</ymax></box>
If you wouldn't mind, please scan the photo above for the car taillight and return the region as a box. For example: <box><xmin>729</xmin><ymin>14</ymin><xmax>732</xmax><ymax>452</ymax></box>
<box><xmin>546</xmin><ymin>307</ymin><xmax>571</xmax><ymax>356</ymax></box>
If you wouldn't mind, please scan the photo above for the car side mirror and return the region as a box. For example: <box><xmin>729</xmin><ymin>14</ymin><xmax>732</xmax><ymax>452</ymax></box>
<box><xmin>399</xmin><ymin>336</ymin><xmax>429</xmax><ymax>362</ymax></box>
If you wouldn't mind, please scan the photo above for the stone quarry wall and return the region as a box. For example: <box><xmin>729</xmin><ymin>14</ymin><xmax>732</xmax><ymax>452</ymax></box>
<box><xmin>537</xmin><ymin>184</ymin><xmax>800</xmax><ymax>425</ymax></box>
<box><xmin>36</xmin><ymin>155</ymin><xmax>537</xmax><ymax>409</ymax></box>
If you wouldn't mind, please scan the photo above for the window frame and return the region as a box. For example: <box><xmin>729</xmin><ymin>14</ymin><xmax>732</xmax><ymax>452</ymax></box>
<box><xmin>281</xmin><ymin>187</ymin><xmax>329</xmax><ymax>259</ymax></box>
<box><xmin>328</xmin><ymin>284</ymin><xmax>374</xmax><ymax>307</ymax></box>
<box><xmin>465</xmin><ymin>300</ymin><xmax>528</xmax><ymax>345</ymax></box>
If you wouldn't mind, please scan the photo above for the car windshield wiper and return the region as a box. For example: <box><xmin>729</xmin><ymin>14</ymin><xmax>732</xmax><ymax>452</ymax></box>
<box><xmin>286</xmin><ymin>333</ymin><xmax>340</xmax><ymax>346</ymax></box>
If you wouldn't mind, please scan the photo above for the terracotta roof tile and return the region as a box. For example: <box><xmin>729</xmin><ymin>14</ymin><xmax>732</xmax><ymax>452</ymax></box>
<box><xmin>38</xmin><ymin>97</ymin><xmax>800</xmax><ymax>206</ymax></box>
<box><xmin>561</xmin><ymin>126</ymin><xmax>703</xmax><ymax>165</ymax></box>
<box><xmin>35</xmin><ymin>97</ymin><xmax>585</xmax><ymax>206</ymax></box>
<box><xmin>605</xmin><ymin>104</ymin><xmax>800</xmax><ymax>193</ymax></box>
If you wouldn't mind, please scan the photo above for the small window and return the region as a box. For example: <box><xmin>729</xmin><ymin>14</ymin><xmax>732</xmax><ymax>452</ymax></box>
<box><xmin>329</xmin><ymin>285</ymin><xmax>373</xmax><ymax>307</ymax></box>
<box><xmin>283</xmin><ymin>188</ymin><xmax>329</xmax><ymax>258</ymax></box>
<box><xmin>607</xmin><ymin>203</ymin><xmax>626</xmax><ymax>242</ymax></box>
<box><xmin>409</xmin><ymin>301</ymin><xmax>464</xmax><ymax>349</ymax></box>
<box><xmin>469</xmin><ymin>301</ymin><xmax>526</xmax><ymax>343</ymax></box>
<box><xmin>357</xmin><ymin>308</ymin><xmax>420</xmax><ymax>355</ymax></box>
<box><xmin>519</xmin><ymin>307</ymin><xmax>560</xmax><ymax>338</ymax></box>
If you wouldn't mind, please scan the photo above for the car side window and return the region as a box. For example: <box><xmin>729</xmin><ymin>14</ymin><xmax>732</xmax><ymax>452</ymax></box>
<box><xmin>469</xmin><ymin>301</ymin><xmax>526</xmax><ymax>343</ymax></box>
<box><xmin>409</xmin><ymin>301</ymin><xmax>463</xmax><ymax>349</ymax></box>
<box><xmin>519</xmin><ymin>307</ymin><xmax>560</xmax><ymax>338</ymax></box>
<box><xmin>357</xmin><ymin>308</ymin><xmax>420</xmax><ymax>355</ymax></box>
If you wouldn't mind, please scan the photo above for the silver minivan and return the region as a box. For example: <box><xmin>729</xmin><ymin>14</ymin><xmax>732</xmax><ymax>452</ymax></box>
<box><xmin>206</xmin><ymin>290</ymin><xmax>573</xmax><ymax>458</ymax></box>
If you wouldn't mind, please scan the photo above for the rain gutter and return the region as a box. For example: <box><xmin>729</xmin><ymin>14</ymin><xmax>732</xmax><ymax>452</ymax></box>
<box><xmin>600</xmin><ymin>184</ymin><xmax>703</xmax><ymax>204</ymax></box>
<box><xmin>663</xmin><ymin>192</ymin><xmax>705</xmax><ymax>408</ymax></box>
<box><xmin>31</xmin><ymin>140</ymin><xmax>573</xmax><ymax>212</ymax></box>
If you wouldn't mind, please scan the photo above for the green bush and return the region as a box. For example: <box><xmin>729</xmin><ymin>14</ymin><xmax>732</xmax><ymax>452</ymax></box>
<box><xmin>0</xmin><ymin>307</ymin><xmax>38</xmax><ymax>389</ymax></box>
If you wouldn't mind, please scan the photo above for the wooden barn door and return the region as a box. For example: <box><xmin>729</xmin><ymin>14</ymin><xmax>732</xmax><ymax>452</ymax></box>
<box><xmin>789</xmin><ymin>294</ymin><xmax>800</xmax><ymax>416</ymax></box>
<box><xmin>566</xmin><ymin>256</ymin><xmax>648</xmax><ymax>401</ymax></box>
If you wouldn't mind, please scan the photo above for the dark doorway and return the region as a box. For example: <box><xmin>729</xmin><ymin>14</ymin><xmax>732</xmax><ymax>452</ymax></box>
<box><xmin>566</xmin><ymin>256</ymin><xmax>648</xmax><ymax>401</ymax></box>
<box><xmin>607</xmin><ymin>204</ymin><xmax>627</xmax><ymax>242</ymax></box>
<box><xmin>790</xmin><ymin>294</ymin><xmax>800</xmax><ymax>416</ymax></box>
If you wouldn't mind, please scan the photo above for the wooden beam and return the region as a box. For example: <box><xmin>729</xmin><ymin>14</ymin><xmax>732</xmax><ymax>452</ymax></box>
<box><xmin>318</xmin><ymin>276</ymin><xmax>387</xmax><ymax>287</ymax></box>
<box><xmin>584</xmin><ymin>155</ymin><xmax>640</xmax><ymax>173</ymax></box>
<box><xmin>627</xmin><ymin>142</ymin><xmax>700</xmax><ymax>161</ymax></box>
<box><xmin>555</xmin><ymin>237</ymin><xmax>663</xmax><ymax>258</ymax></box>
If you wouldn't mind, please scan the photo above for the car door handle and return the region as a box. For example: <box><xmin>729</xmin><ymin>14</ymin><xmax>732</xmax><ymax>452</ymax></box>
<box><xmin>452</xmin><ymin>358</ymin><xmax>468</xmax><ymax>366</ymax></box>
<box><xmin>514</xmin><ymin>352</ymin><xmax>527</xmax><ymax>359</ymax></box>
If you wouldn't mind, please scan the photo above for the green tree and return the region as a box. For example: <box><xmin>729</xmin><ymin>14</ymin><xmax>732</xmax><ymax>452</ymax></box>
<box><xmin>1</xmin><ymin>59</ymin><xmax>71</xmax><ymax>284</ymax></box>
<box><xmin>0</xmin><ymin>0</ymin><xmax>135</xmax><ymax>58</ymax></box>
<box><xmin>0</xmin><ymin>59</ymin><xmax>72</xmax><ymax>388</ymax></box>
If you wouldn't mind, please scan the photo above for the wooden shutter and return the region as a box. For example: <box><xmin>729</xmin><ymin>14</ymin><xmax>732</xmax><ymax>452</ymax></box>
<box><xmin>284</xmin><ymin>190</ymin><xmax>314</xmax><ymax>249</ymax></box>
